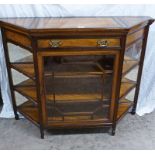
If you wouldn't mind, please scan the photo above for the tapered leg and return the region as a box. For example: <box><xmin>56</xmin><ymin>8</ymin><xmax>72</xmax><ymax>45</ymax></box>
<box><xmin>15</xmin><ymin>113</ymin><xmax>19</xmax><ymax>120</ymax></box>
<box><xmin>130</xmin><ymin>92</ymin><xmax>138</xmax><ymax>115</ymax></box>
<box><xmin>111</xmin><ymin>125</ymin><xmax>116</xmax><ymax>136</ymax></box>
<box><xmin>1</xmin><ymin>29</ymin><xmax>20</xmax><ymax>122</ymax></box>
<box><xmin>131</xmin><ymin>108</ymin><xmax>136</xmax><ymax>115</ymax></box>
<box><xmin>40</xmin><ymin>127</ymin><xmax>44</xmax><ymax>139</ymax></box>
<box><xmin>13</xmin><ymin>106</ymin><xmax>19</xmax><ymax>120</ymax></box>
<box><xmin>131</xmin><ymin>27</ymin><xmax>150</xmax><ymax>116</ymax></box>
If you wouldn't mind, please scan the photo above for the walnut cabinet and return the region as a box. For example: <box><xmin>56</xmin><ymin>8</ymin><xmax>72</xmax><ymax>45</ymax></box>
<box><xmin>0</xmin><ymin>17</ymin><xmax>154</xmax><ymax>138</ymax></box>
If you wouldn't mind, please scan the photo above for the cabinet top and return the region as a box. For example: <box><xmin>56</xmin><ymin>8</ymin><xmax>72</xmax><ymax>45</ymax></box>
<box><xmin>0</xmin><ymin>16</ymin><xmax>154</xmax><ymax>34</ymax></box>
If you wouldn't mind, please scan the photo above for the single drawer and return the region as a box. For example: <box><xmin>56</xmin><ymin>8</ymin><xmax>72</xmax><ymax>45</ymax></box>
<box><xmin>37</xmin><ymin>38</ymin><xmax>120</xmax><ymax>49</ymax></box>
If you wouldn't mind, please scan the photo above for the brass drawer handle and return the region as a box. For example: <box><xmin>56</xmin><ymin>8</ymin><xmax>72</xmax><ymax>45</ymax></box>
<box><xmin>97</xmin><ymin>40</ymin><xmax>108</xmax><ymax>47</ymax></box>
<box><xmin>49</xmin><ymin>40</ymin><xmax>62</xmax><ymax>47</ymax></box>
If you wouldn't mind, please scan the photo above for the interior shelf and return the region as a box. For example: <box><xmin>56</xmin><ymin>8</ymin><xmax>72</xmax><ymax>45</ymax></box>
<box><xmin>10</xmin><ymin>59</ymin><xmax>113</xmax><ymax>81</ymax></box>
<box><xmin>47</xmin><ymin>100</ymin><xmax>110</xmax><ymax>121</ymax></box>
<box><xmin>10</xmin><ymin>55</ymin><xmax>138</xmax><ymax>80</ymax></box>
<box><xmin>14</xmin><ymin>84</ymin><xmax>109</xmax><ymax>102</ymax></box>
<box><xmin>14</xmin><ymin>76</ymin><xmax>136</xmax><ymax>104</ymax></box>
<box><xmin>44</xmin><ymin>61</ymin><xmax>113</xmax><ymax>77</ymax></box>
<box><xmin>17</xmin><ymin>94</ymin><xmax>110</xmax><ymax>123</ymax></box>
<box><xmin>17</xmin><ymin>100</ymin><xmax>39</xmax><ymax>125</ymax></box>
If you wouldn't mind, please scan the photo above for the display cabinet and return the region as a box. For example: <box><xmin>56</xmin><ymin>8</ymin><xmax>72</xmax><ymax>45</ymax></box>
<box><xmin>0</xmin><ymin>17</ymin><xmax>154</xmax><ymax>138</ymax></box>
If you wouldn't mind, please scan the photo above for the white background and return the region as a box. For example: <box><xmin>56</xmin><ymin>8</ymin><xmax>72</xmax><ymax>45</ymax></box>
<box><xmin>0</xmin><ymin>4</ymin><xmax>155</xmax><ymax>117</ymax></box>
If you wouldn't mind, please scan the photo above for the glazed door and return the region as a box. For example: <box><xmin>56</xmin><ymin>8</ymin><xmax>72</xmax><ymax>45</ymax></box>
<box><xmin>37</xmin><ymin>51</ymin><xmax>120</xmax><ymax>127</ymax></box>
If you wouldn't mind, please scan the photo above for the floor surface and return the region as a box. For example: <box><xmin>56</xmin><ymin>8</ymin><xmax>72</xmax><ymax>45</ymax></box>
<box><xmin>0</xmin><ymin>111</ymin><xmax>155</xmax><ymax>150</ymax></box>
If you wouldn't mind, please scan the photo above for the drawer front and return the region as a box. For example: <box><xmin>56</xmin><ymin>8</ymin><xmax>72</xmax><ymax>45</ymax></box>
<box><xmin>37</xmin><ymin>38</ymin><xmax>120</xmax><ymax>49</ymax></box>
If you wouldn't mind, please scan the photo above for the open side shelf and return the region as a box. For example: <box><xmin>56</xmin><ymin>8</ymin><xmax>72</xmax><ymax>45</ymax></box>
<box><xmin>17</xmin><ymin>99</ymin><xmax>112</xmax><ymax>127</ymax></box>
<box><xmin>12</xmin><ymin>56</ymin><xmax>138</xmax><ymax>128</ymax></box>
<box><xmin>116</xmin><ymin>56</ymin><xmax>138</xmax><ymax>121</ymax></box>
<box><xmin>17</xmin><ymin>94</ymin><xmax>133</xmax><ymax>126</ymax></box>
<box><xmin>10</xmin><ymin>55</ymin><xmax>138</xmax><ymax>80</ymax></box>
<box><xmin>119</xmin><ymin>98</ymin><xmax>133</xmax><ymax>104</ymax></box>
<box><xmin>12</xmin><ymin>55</ymin><xmax>33</xmax><ymax>64</ymax></box>
<box><xmin>11</xmin><ymin>63</ymin><xmax>35</xmax><ymax>79</ymax></box>
<box><xmin>123</xmin><ymin>56</ymin><xmax>139</xmax><ymax>76</ymax></box>
<box><xmin>14</xmin><ymin>83</ymin><xmax>109</xmax><ymax>102</ymax></box>
<box><xmin>14</xmin><ymin>76</ymin><xmax>136</xmax><ymax>103</ymax></box>
<box><xmin>15</xmin><ymin>78</ymin><xmax>35</xmax><ymax>87</ymax></box>
<box><xmin>14</xmin><ymin>86</ymin><xmax>37</xmax><ymax>103</ymax></box>
<box><xmin>120</xmin><ymin>82</ymin><xmax>136</xmax><ymax>99</ymax></box>
<box><xmin>117</xmin><ymin>102</ymin><xmax>133</xmax><ymax>120</ymax></box>
<box><xmin>122</xmin><ymin>78</ymin><xmax>136</xmax><ymax>83</ymax></box>
<box><xmin>17</xmin><ymin>100</ymin><xmax>39</xmax><ymax>126</ymax></box>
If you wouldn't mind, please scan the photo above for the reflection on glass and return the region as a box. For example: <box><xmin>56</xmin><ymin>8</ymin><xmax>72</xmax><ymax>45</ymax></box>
<box><xmin>43</xmin><ymin>55</ymin><xmax>115</xmax><ymax>121</ymax></box>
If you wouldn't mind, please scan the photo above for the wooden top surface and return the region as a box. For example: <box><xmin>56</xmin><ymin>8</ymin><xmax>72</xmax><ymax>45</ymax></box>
<box><xmin>0</xmin><ymin>16</ymin><xmax>154</xmax><ymax>33</ymax></box>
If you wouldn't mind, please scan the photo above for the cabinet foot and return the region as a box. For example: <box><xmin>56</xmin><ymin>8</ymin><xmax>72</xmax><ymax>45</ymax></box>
<box><xmin>130</xmin><ymin>111</ymin><xmax>136</xmax><ymax>115</ymax></box>
<box><xmin>111</xmin><ymin>129</ymin><xmax>116</xmax><ymax>136</ymax></box>
<box><xmin>131</xmin><ymin>108</ymin><xmax>136</xmax><ymax>115</ymax></box>
<box><xmin>111</xmin><ymin>126</ymin><xmax>116</xmax><ymax>136</ymax></box>
<box><xmin>15</xmin><ymin>114</ymin><xmax>19</xmax><ymax>120</ymax></box>
<box><xmin>40</xmin><ymin>129</ymin><xmax>44</xmax><ymax>139</ymax></box>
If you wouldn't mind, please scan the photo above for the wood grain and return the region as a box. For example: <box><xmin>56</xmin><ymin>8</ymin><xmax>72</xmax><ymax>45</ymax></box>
<box><xmin>0</xmin><ymin>16</ymin><xmax>153</xmax><ymax>31</ymax></box>
<box><xmin>38</xmin><ymin>38</ymin><xmax>120</xmax><ymax>49</ymax></box>
<box><xmin>5</xmin><ymin>30</ymin><xmax>31</xmax><ymax>48</ymax></box>
<box><xmin>0</xmin><ymin>16</ymin><xmax>154</xmax><ymax>137</ymax></box>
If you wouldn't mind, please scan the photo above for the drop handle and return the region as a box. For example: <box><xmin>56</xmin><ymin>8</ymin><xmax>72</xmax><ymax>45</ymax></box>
<box><xmin>49</xmin><ymin>40</ymin><xmax>62</xmax><ymax>48</ymax></box>
<box><xmin>97</xmin><ymin>40</ymin><xmax>108</xmax><ymax>47</ymax></box>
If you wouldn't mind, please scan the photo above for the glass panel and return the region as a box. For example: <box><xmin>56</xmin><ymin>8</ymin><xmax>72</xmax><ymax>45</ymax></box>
<box><xmin>43</xmin><ymin>55</ymin><xmax>115</xmax><ymax>122</ymax></box>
